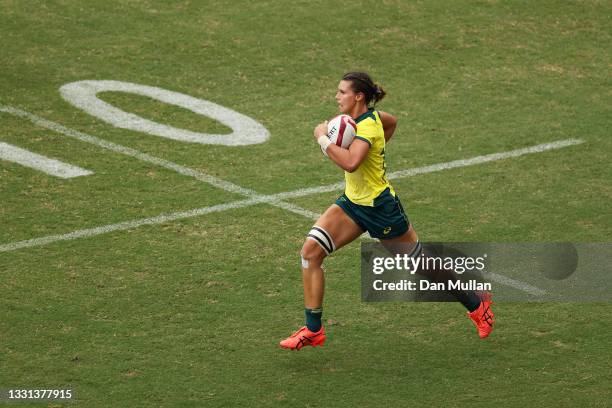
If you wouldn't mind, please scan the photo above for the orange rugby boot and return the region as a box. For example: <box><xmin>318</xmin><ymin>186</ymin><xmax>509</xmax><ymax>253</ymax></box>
<box><xmin>467</xmin><ymin>292</ymin><xmax>495</xmax><ymax>339</ymax></box>
<box><xmin>279</xmin><ymin>326</ymin><xmax>326</xmax><ymax>350</ymax></box>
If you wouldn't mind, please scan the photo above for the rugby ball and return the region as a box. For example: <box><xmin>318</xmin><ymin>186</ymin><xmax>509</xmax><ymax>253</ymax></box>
<box><xmin>321</xmin><ymin>114</ymin><xmax>356</xmax><ymax>156</ymax></box>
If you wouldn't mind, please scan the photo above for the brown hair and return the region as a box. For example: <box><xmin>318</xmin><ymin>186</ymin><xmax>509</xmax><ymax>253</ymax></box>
<box><xmin>342</xmin><ymin>71</ymin><xmax>386</xmax><ymax>106</ymax></box>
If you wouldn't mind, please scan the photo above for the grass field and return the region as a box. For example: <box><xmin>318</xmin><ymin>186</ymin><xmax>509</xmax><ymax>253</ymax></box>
<box><xmin>1</xmin><ymin>1</ymin><xmax>611</xmax><ymax>407</ymax></box>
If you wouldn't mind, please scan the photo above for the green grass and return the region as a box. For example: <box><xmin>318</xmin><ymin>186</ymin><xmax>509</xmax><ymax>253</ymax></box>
<box><xmin>1</xmin><ymin>0</ymin><xmax>611</xmax><ymax>407</ymax></box>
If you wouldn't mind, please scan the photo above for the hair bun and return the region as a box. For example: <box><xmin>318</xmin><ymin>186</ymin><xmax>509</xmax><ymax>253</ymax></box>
<box><xmin>342</xmin><ymin>71</ymin><xmax>386</xmax><ymax>106</ymax></box>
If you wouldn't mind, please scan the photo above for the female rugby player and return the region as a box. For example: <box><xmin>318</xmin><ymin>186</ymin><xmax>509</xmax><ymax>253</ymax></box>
<box><xmin>280</xmin><ymin>72</ymin><xmax>494</xmax><ymax>350</ymax></box>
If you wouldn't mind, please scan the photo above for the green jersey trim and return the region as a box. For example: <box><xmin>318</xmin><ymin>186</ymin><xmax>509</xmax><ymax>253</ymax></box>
<box><xmin>354</xmin><ymin>136</ymin><xmax>372</xmax><ymax>146</ymax></box>
<box><xmin>354</xmin><ymin>108</ymin><xmax>377</xmax><ymax>124</ymax></box>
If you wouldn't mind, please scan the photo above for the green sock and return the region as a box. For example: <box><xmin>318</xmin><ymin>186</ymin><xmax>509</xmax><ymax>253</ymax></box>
<box><xmin>305</xmin><ymin>308</ymin><xmax>323</xmax><ymax>332</ymax></box>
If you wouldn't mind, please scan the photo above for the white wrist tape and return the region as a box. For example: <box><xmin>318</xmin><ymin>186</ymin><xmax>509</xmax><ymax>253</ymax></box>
<box><xmin>318</xmin><ymin>135</ymin><xmax>332</xmax><ymax>152</ymax></box>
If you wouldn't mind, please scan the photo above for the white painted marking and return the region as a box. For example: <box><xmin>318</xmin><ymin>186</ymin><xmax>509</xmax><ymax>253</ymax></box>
<box><xmin>274</xmin><ymin>139</ymin><xmax>585</xmax><ymax>200</ymax></box>
<box><xmin>0</xmin><ymin>137</ymin><xmax>584</xmax><ymax>255</ymax></box>
<box><xmin>0</xmin><ymin>197</ymin><xmax>261</xmax><ymax>253</ymax></box>
<box><xmin>1</xmin><ymin>104</ymin><xmax>253</xmax><ymax>196</ymax></box>
<box><xmin>59</xmin><ymin>80</ymin><xmax>269</xmax><ymax>146</ymax></box>
<box><xmin>0</xmin><ymin>105</ymin><xmax>315</xmax><ymax>220</ymax></box>
<box><xmin>0</xmin><ymin>142</ymin><xmax>92</xmax><ymax>178</ymax></box>
<box><xmin>485</xmin><ymin>272</ymin><xmax>547</xmax><ymax>297</ymax></box>
<box><xmin>387</xmin><ymin>139</ymin><xmax>585</xmax><ymax>180</ymax></box>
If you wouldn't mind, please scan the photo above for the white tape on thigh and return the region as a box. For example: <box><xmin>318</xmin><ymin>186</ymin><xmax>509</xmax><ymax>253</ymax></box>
<box><xmin>307</xmin><ymin>226</ymin><xmax>336</xmax><ymax>255</ymax></box>
<box><xmin>301</xmin><ymin>256</ymin><xmax>309</xmax><ymax>269</ymax></box>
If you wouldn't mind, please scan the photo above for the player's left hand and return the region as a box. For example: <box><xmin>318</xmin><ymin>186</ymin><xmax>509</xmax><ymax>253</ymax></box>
<box><xmin>313</xmin><ymin>121</ymin><xmax>328</xmax><ymax>140</ymax></box>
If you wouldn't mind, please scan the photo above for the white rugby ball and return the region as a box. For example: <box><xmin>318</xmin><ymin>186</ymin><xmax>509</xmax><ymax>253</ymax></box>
<box><xmin>321</xmin><ymin>114</ymin><xmax>356</xmax><ymax>156</ymax></box>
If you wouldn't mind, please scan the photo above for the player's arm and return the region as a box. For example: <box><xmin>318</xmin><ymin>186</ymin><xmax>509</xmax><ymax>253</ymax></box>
<box><xmin>314</xmin><ymin>122</ymin><xmax>369</xmax><ymax>173</ymax></box>
<box><xmin>378</xmin><ymin>111</ymin><xmax>397</xmax><ymax>142</ymax></box>
<box><xmin>326</xmin><ymin>139</ymin><xmax>370</xmax><ymax>173</ymax></box>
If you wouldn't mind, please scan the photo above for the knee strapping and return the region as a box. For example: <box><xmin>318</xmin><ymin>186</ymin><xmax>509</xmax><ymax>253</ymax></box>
<box><xmin>306</xmin><ymin>226</ymin><xmax>336</xmax><ymax>255</ymax></box>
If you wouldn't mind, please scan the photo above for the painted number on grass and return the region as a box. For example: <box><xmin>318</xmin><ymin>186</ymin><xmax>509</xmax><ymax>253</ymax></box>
<box><xmin>59</xmin><ymin>80</ymin><xmax>269</xmax><ymax>146</ymax></box>
<box><xmin>0</xmin><ymin>141</ymin><xmax>93</xmax><ymax>178</ymax></box>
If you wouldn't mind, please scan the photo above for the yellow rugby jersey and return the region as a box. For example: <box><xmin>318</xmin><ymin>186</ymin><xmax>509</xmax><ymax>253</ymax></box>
<box><xmin>344</xmin><ymin>109</ymin><xmax>394</xmax><ymax>206</ymax></box>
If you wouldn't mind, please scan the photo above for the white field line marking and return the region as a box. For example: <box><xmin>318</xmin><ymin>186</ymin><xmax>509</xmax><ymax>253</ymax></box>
<box><xmin>0</xmin><ymin>197</ymin><xmax>261</xmax><ymax>253</ymax></box>
<box><xmin>0</xmin><ymin>141</ymin><xmax>92</xmax><ymax>178</ymax></box>
<box><xmin>0</xmin><ymin>137</ymin><xmax>584</xmax><ymax>255</ymax></box>
<box><xmin>270</xmin><ymin>139</ymin><xmax>585</xmax><ymax>201</ymax></box>
<box><xmin>387</xmin><ymin>139</ymin><xmax>585</xmax><ymax>179</ymax></box>
<box><xmin>485</xmin><ymin>272</ymin><xmax>547</xmax><ymax>296</ymax></box>
<box><xmin>0</xmin><ymin>105</ymin><xmax>319</xmax><ymax>220</ymax></box>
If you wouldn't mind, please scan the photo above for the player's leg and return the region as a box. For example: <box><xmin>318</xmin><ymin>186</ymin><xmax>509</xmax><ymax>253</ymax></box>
<box><xmin>301</xmin><ymin>204</ymin><xmax>364</xmax><ymax>310</ymax></box>
<box><xmin>373</xmin><ymin>190</ymin><xmax>494</xmax><ymax>339</ymax></box>
<box><xmin>280</xmin><ymin>204</ymin><xmax>364</xmax><ymax>350</ymax></box>
<box><xmin>380</xmin><ymin>227</ymin><xmax>494</xmax><ymax>338</ymax></box>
